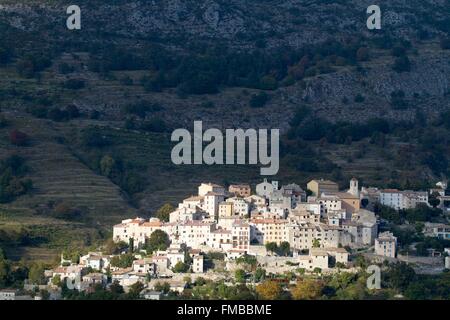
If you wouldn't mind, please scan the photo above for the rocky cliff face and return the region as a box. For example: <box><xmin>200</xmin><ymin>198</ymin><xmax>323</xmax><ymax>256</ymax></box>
<box><xmin>1</xmin><ymin>0</ymin><xmax>449</xmax><ymax>47</ymax></box>
<box><xmin>0</xmin><ymin>0</ymin><xmax>449</xmax><ymax>130</ymax></box>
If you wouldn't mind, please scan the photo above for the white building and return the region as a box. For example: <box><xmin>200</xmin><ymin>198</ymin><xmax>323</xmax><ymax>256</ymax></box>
<box><xmin>207</xmin><ymin>229</ymin><xmax>232</xmax><ymax>250</ymax></box>
<box><xmin>319</xmin><ymin>194</ymin><xmax>342</xmax><ymax>214</ymax></box>
<box><xmin>198</xmin><ymin>183</ymin><xmax>225</xmax><ymax>197</ymax></box>
<box><xmin>132</xmin><ymin>258</ymin><xmax>155</xmax><ymax>274</ymax></box>
<box><xmin>170</xmin><ymin>206</ymin><xmax>203</xmax><ymax>223</ymax></box>
<box><xmin>250</xmin><ymin>218</ymin><xmax>288</xmax><ymax>245</ymax></box>
<box><xmin>141</xmin><ymin>290</ymin><xmax>162</xmax><ymax>300</ymax></box>
<box><xmin>231</xmin><ymin>220</ymin><xmax>250</xmax><ymax>253</ymax></box>
<box><xmin>269</xmin><ymin>190</ymin><xmax>292</xmax><ymax>211</ymax></box>
<box><xmin>280</xmin><ymin>183</ymin><xmax>307</xmax><ymax>204</ymax></box>
<box><xmin>245</xmin><ymin>195</ymin><xmax>267</xmax><ymax>209</ymax></box>
<box><xmin>295</xmin><ymin>202</ymin><xmax>322</xmax><ymax>216</ymax></box>
<box><xmin>424</xmin><ymin>223</ymin><xmax>450</xmax><ymax>240</ymax></box>
<box><xmin>380</xmin><ymin>189</ymin><xmax>428</xmax><ymax>210</ymax></box>
<box><xmin>375</xmin><ymin>231</ymin><xmax>397</xmax><ymax>258</ymax></box>
<box><xmin>0</xmin><ymin>289</ymin><xmax>17</xmax><ymax>300</ymax></box>
<box><xmin>178</xmin><ymin>221</ymin><xmax>215</xmax><ymax>248</ymax></box>
<box><xmin>202</xmin><ymin>192</ymin><xmax>225</xmax><ymax>218</ymax></box>
<box><xmin>297</xmin><ymin>248</ymin><xmax>329</xmax><ymax>270</ymax></box>
<box><xmin>348</xmin><ymin>178</ymin><xmax>359</xmax><ymax>197</ymax></box>
<box><xmin>192</xmin><ymin>254</ymin><xmax>204</xmax><ymax>273</ymax></box>
<box><xmin>256</xmin><ymin>179</ymin><xmax>278</xmax><ymax>198</ymax></box>
<box><xmin>226</xmin><ymin>197</ymin><xmax>250</xmax><ymax>217</ymax></box>
<box><xmin>79</xmin><ymin>252</ymin><xmax>111</xmax><ymax>272</ymax></box>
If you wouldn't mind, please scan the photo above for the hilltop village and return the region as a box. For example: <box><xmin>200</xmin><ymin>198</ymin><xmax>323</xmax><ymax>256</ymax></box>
<box><xmin>2</xmin><ymin>178</ymin><xmax>449</xmax><ymax>300</ymax></box>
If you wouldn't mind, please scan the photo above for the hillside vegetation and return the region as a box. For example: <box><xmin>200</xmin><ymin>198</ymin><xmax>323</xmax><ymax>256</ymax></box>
<box><xmin>0</xmin><ymin>0</ymin><xmax>449</xmax><ymax>261</ymax></box>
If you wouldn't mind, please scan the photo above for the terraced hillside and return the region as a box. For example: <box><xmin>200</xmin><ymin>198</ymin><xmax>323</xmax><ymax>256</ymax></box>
<box><xmin>0</xmin><ymin>114</ymin><xmax>134</xmax><ymax>218</ymax></box>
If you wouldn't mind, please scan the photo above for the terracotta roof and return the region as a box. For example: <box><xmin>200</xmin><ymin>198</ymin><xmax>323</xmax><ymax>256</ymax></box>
<box><xmin>142</xmin><ymin>221</ymin><xmax>162</xmax><ymax>227</ymax></box>
<box><xmin>233</xmin><ymin>220</ymin><xmax>250</xmax><ymax>228</ymax></box>
<box><xmin>211</xmin><ymin>229</ymin><xmax>231</xmax><ymax>234</ymax></box>
<box><xmin>204</xmin><ymin>191</ymin><xmax>223</xmax><ymax>196</ymax></box>
<box><xmin>114</xmin><ymin>223</ymin><xmax>128</xmax><ymax>228</ymax></box>
<box><xmin>203</xmin><ymin>182</ymin><xmax>223</xmax><ymax>187</ymax></box>
<box><xmin>229</xmin><ymin>184</ymin><xmax>250</xmax><ymax>188</ymax></box>
<box><xmin>250</xmin><ymin>218</ymin><xmax>287</xmax><ymax>224</ymax></box>
<box><xmin>310</xmin><ymin>248</ymin><xmax>328</xmax><ymax>256</ymax></box>
<box><xmin>381</xmin><ymin>189</ymin><xmax>400</xmax><ymax>193</ymax></box>
<box><xmin>180</xmin><ymin>221</ymin><xmax>213</xmax><ymax>227</ymax></box>
<box><xmin>153</xmin><ymin>256</ymin><xmax>168</xmax><ymax>260</ymax></box>
<box><xmin>184</xmin><ymin>195</ymin><xmax>204</xmax><ymax>202</ymax></box>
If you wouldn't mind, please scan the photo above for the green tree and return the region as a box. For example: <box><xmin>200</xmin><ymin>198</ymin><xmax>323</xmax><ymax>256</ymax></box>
<box><xmin>235</xmin><ymin>269</ymin><xmax>246</xmax><ymax>283</ymax></box>
<box><xmin>313</xmin><ymin>267</ymin><xmax>322</xmax><ymax>274</ymax></box>
<box><xmin>172</xmin><ymin>261</ymin><xmax>189</xmax><ymax>273</ymax></box>
<box><xmin>278</xmin><ymin>242</ymin><xmax>290</xmax><ymax>256</ymax></box>
<box><xmin>155</xmin><ymin>203</ymin><xmax>174</xmax><ymax>222</ymax></box>
<box><xmin>428</xmin><ymin>192</ymin><xmax>441</xmax><ymax>208</ymax></box>
<box><xmin>0</xmin><ymin>253</ymin><xmax>11</xmax><ymax>287</ymax></box>
<box><xmin>312</xmin><ymin>239</ymin><xmax>321</xmax><ymax>248</ymax></box>
<box><xmin>384</xmin><ymin>262</ymin><xmax>416</xmax><ymax>292</ymax></box>
<box><xmin>128</xmin><ymin>281</ymin><xmax>145</xmax><ymax>299</ymax></box>
<box><xmin>265</xmin><ymin>242</ymin><xmax>278</xmax><ymax>255</ymax></box>
<box><xmin>154</xmin><ymin>281</ymin><xmax>170</xmax><ymax>294</ymax></box>
<box><xmin>28</xmin><ymin>263</ymin><xmax>46</xmax><ymax>285</ymax></box>
<box><xmin>104</xmin><ymin>239</ymin><xmax>128</xmax><ymax>255</ymax></box>
<box><xmin>254</xmin><ymin>268</ymin><xmax>266</xmax><ymax>282</ymax></box>
<box><xmin>236</xmin><ymin>254</ymin><xmax>257</xmax><ymax>271</ymax></box>
<box><xmin>100</xmin><ymin>155</ymin><xmax>116</xmax><ymax>177</ymax></box>
<box><xmin>109</xmin><ymin>280</ymin><xmax>125</xmax><ymax>295</ymax></box>
<box><xmin>52</xmin><ymin>274</ymin><xmax>62</xmax><ymax>287</ymax></box>
<box><xmin>195</xmin><ymin>277</ymin><xmax>206</xmax><ymax>286</ymax></box>
<box><xmin>110</xmin><ymin>253</ymin><xmax>135</xmax><ymax>268</ymax></box>
<box><xmin>145</xmin><ymin>230</ymin><xmax>170</xmax><ymax>253</ymax></box>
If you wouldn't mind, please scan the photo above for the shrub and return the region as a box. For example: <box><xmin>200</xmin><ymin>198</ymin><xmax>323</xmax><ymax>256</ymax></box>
<box><xmin>47</xmin><ymin>108</ymin><xmax>69</xmax><ymax>122</ymax></box>
<box><xmin>140</xmin><ymin>118</ymin><xmax>167</xmax><ymax>133</ymax></box>
<box><xmin>249</xmin><ymin>92</ymin><xmax>269</xmax><ymax>108</ymax></box>
<box><xmin>393</xmin><ymin>56</ymin><xmax>411</xmax><ymax>72</ymax></box>
<box><xmin>81</xmin><ymin>130</ymin><xmax>111</xmax><ymax>148</ymax></box>
<box><xmin>9</xmin><ymin>130</ymin><xmax>29</xmax><ymax>146</ymax></box>
<box><xmin>440</xmin><ymin>38</ymin><xmax>450</xmax><ymax>50</ymax></box>
<box><xmin>51</xmin><ymin>202</ymin><xmax>83</xmax><ymax>220</ymax></box>
<box><xmin>119</xmin><ymin>76</ymin><xmax>133</xmax><ymax>86</ymax></box>
<box><xmin>0</xmin><ymin>115</ymin><xmax>8</xmax><ymax>128</ymax></box>
<box><xmin>58</xmin><ymin>63</ymin><xmax>75</xmax><ymax>74</ymax></box>
<box><xmin>354</xmin><ymin>94</ymin><xmax>365</xmax><ymax>103</ymax></box>
<box><xmin>155</xmin><ymin>203</ymin><xmax>174</xmax><ymax>222</ymax></box>
<box><xmin>16</xmin><ymin>54</ymin><xmax>51</xmax><ymax>78</ymax></box>
<box><xmin>259</xmin><ymin>75</ymin><xmax>278</xmax><ymax>90</ymax></box>
<box><xmin>0</xmin><ymin>155</ymin><xmax>32</xmax><ymax>203</ymax></box>
<box><xmin>172</xmin><ymin>261</ymin><xmax>190</xmax><ymax>273</ymax></box>
<box><xmin>144</xmin><ymin>230</ymin><xmax>170</xmax><ymax>253</ymax></box>
<box><xmin>66</xmin><ymin>105</ymin><xmax>80</xmax><ymax>118</ymax></box>
<box><xmin>356</xmin><ymin>47</ymin><xmax>370</xmax><ymax>61</ymax></box>
<box><xmin>390</xmin><ymin>90</ymin><xmax>408</xmax><ymax>109</ymax></box>
<box><xmin>63</xmin><ymin>79</ymin><xmax>85</xmax><ymax>90</ymax></box>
